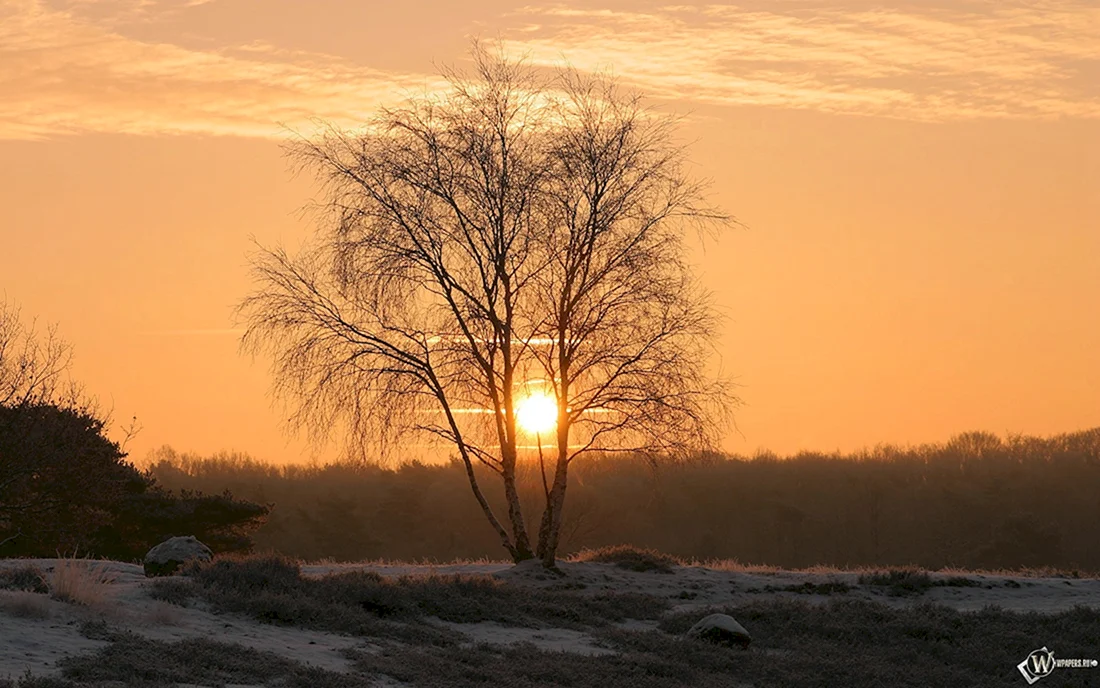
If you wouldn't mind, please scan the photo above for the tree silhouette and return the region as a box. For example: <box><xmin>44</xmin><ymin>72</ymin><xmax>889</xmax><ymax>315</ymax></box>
<box><xmin>0</xmin><ymin>300</ymin><xmax>269</xmax><ymax>558</ymax></box>
<box><xmin>238</xmin><ymin>44</ymin><xmax>734</xmax><ymax>567</ymax></box>
<box><xmin>0</xmin><ymin>297</ymin><xmax>78</xmax><ymax>408</ymax></box>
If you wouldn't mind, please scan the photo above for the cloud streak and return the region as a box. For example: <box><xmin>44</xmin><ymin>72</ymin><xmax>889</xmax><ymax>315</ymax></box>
<box><xmin>1</xmin><ymin>0</ymin><xmax>1097</xmax><ymax>141</ymax></box>
<box><xmin>0</xmin><ymin>0</ymin><xmax>441</xmax><ymax>140</ymax></box>
<box><xmin>501</xmin><ymin>1</ymin><xmax>1100</xmax><ymax>121</ymax></box>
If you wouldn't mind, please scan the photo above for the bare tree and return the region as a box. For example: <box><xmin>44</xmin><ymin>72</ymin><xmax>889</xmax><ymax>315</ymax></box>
<box><xmin>0</xmin><ymin>298</ymin><xmax>77</xmax><ymax>408</ymax></box>
<box><xmin>0</xmin><ymin>299</ymin><xmax>101</xmax><ymax>549</ymax></box>
<box><xmin>237</xmin><ymin>45</ymin><xmax>734</xmax><ymax>567</ymax></box>
<box><xmin>239</xmin><ymin>45</ymin><xmax>551</xmax><ymax>562</ymax></box>
<box><xmin>528</xmin><ymin>73</ymin><xmax>735</xmax><ymax>566</ymax></box>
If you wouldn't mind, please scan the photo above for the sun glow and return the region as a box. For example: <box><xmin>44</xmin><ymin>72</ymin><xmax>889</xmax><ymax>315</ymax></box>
<box><xmin>516</xmin><ymin>392</ymin><xmax>558</xmax><ymax>435</ymax></box>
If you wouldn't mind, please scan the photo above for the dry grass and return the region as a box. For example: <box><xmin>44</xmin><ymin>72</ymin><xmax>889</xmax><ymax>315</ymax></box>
<box><xmin>0</xmin><ymin>590</ymin><xmax>52</xmax><ymax>619</ymax></box>
<box><xmin>569</xmin><ymin>545</ymin><xmax>681</xmax><ymax>573</ymax></box>
<box><xmin>48</xmin><ymin>556</ymin><xmax>116</xmax><ymax>607</ymax></box>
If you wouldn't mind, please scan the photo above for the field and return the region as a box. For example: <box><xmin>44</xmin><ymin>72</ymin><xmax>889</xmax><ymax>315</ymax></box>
<box><xmin>2</xmin><ymin>549</ymin><xmax>1099</xmax><ymax>688</ymax></box>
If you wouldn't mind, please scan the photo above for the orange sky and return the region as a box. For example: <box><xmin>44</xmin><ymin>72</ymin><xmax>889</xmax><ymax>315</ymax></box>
<box><xmin>1</xmin><ymin>0</ymin><xmax>1097</xmax><ymax>463</ymax></box>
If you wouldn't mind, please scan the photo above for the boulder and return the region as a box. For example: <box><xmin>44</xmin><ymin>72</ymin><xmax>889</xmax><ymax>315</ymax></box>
<box><xmin>143</xmin><ymin>536</ymin><xmax>212</xmax><ymax>577</ymax></box>
<box><xmin>686</xmin><ymin>613</ymin><xmax>752</xmax><ymax>649</ymax></box>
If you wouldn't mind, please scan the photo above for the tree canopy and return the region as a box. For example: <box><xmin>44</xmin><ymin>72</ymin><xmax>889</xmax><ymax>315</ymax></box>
<box><xmin>239</xmin><ymin>45</ymin><xmax>735</xmax><ymax>566</ymax></box>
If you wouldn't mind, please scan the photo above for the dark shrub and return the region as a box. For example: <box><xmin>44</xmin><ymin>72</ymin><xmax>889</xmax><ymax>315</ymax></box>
<box><xmin>149</xmin><ymin>577</ymin><xmax>197</xmax><ymax>606</ymax></box>
<box><xmin>0</xmin><ymin>564</ymin><xmax>48</xmax><ymax>594</ymax></box>
<box><xmin>186</xmin><ymin>554</ymin><xmax>303</xmax><ymax>595</ymax></box>
<box><xmin>0</xmin><ymin>402</ymin><xmax>269</xmax><ymax>561</ymax></box>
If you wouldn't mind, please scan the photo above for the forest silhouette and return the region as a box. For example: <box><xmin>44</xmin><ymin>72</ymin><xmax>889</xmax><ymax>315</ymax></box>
<box><xmin>145</xmin><ymin>426</ymin><xmax>1100</xmax><ymax>572</ymax></box>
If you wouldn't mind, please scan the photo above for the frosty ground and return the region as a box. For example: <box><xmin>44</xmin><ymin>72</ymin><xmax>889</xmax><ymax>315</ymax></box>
<box><xmin>2</xmin><ymin>551</ymin><xmax>1098</xmax><ymax>687</ymax></box>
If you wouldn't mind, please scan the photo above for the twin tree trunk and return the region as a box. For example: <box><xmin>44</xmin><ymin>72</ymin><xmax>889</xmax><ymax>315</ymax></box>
<box><xmin>488</xmin><ymin>428</ymin><xmax>569</xmax><ymax>568</ymax></box>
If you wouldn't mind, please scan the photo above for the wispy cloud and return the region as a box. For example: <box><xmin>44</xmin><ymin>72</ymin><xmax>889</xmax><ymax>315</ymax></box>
<box><xmin>501</xmin><ymin>1</ymin><xmax>1100</xmax><ymax>121</ymax></box>
<box><xmin>0</xmin><ymin>0</ymin><xmax>440</xmax><ymax>140</ymax></box>
<box><xmin>1</xmin><ymin>0</ymin><xmax>1096</xmax><ymax>141</ymax></box>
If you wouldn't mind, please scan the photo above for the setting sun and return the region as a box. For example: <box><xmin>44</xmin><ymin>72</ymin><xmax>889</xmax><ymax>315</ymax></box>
<box><xmin>516</xmin><ymin>392</ymin><xmax>558</xmax><ymax>434</ymax></box>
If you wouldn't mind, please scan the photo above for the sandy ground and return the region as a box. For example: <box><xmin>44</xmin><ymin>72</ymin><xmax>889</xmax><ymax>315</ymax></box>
<box><xmin>3</xmin><ymin>558</ymin><xmax>1099</xmax><ymax>683</ymax></box>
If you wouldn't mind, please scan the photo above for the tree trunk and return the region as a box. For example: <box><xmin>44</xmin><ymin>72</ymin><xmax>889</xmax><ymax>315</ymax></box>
<box><xmin>442</xmin><ymin>402</ymin><xmax>522</xmax><ymax>562</ymax></box>
<box><xmin>537</xmin><ymin>457</ymin><xmax>569</xmax><ymax>568</ymax></box>
<box><xmin>502</xmin><ymin>456</ymin><xmax>534</xmax><ymax>562</ymax></box>
<box><xmin>458</xmin><ymin>449</ymin><xmax>521</xmax><ymax>561</ymax></box>
<box><xmin>537</xmin><ymin>415</ymin><xmax>571</xmax><ymax>567</ymax></box>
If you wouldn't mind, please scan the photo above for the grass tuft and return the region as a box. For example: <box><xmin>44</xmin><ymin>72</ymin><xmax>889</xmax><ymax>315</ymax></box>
<box><xmin>49</xmin><ymin>556</ymin><xmax>115</xmax><ymax>606</ymax></box>
<box><xmin>570</xmin><ymin>545</ymin><xmax>681</xmax><ymax>574</ymax></box>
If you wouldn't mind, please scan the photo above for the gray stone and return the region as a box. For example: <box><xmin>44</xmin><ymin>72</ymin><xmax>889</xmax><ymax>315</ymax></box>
<box><xmin>143</xmin><ymin>536</ymin><xmax>212</xmax><ymax>577</ymax></box>
<box><xmin>686</xmin><ymin>613</ymin><xmax>752</xmax><ymax>648</ymax></box>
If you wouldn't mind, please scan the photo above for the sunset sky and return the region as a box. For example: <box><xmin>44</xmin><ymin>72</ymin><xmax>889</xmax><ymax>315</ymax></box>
<box><xmin>1</xmin><ymin>0</ymin><xmax>1097</xmax><ymax>464</ymax></box>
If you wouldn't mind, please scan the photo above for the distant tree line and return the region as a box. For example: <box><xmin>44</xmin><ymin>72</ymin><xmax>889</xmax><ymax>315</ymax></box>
<box><xmin>146</xmin><ymin>427</ymin><xmax>1100</xmax><ymax>572</ymax></box>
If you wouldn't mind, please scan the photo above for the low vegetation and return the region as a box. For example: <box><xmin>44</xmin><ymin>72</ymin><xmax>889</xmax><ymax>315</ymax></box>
<box><xmin>2</xmin><ymin>554</ymin><xmax>1097</xmax><ymax>687</ymax></box>
<box><xmin>0</xmin><ymin>591</ymin><xmax>52</xmax><ymax>619</ymax></box>
<box><xmin>858</xmin><ymin>568</ymin><xmax>937</xmax><ymax>597</ymax></box>
<box><xmin>165</xmin><ymin>555</ymin><xmax>668</xmax><ymax>642</ymax></box>
<box><xmin>0</xmin><ymin>564</ymin><xmax>48</xmax><ymax>594</ymax></box>
<box><xmin>18</xmin><ymin>591</ymin><xmax>1090</xmax><ymax>687</ymax></box>
<box><xmin>6</xmin><ymin>632</ymin><xmax>360</xmax><ymax>688</ymax></box>
<box><xmin>571</xmin><ymin>545</ymin><xmax>680</xmax><ymax>573</ymax></box>
<box><xmin>777</xmin><ymin>580</ymin><xmax>854</xmax><ymax>595</ymax></box>
<box><xmin>858</xmin><ymin>568</ymin><xmax>991</xmax><ymax>597</ymax></box>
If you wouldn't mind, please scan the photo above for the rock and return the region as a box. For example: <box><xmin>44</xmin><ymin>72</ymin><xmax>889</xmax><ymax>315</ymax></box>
<box><xmin>686</xmin><ymin>613</ymin><xmax>752</xmax><ymax>649</ymax></box>
<box><xmin>143</xmin><ymin>536</ymin><xmax>213</xmax><ymax>577</ymax></box>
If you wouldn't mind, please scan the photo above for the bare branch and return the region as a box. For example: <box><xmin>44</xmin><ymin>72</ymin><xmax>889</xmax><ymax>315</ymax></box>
<box><xmin>237</xmin><ymin>44</ymin><xmax>736</xmax><ymax>567</ymax></box>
